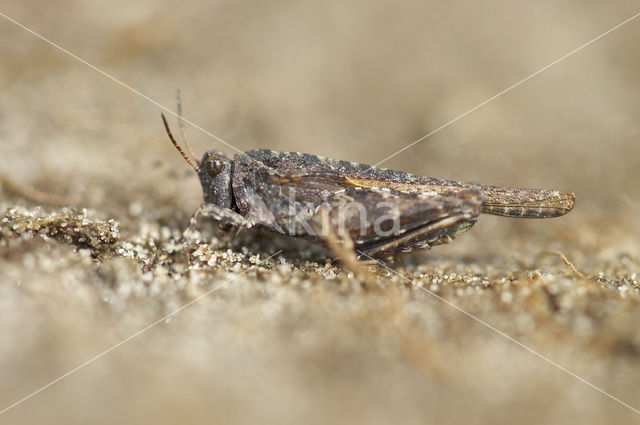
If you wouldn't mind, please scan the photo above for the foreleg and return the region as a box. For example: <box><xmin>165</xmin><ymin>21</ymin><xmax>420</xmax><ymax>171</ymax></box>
<box><xmin>181</xmin><ymin>203</ymin><xmax>253</xmax><ymax>244</ymax></box>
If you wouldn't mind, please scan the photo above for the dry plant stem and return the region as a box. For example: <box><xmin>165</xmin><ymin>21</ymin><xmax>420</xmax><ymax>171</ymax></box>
<box><xmin>316</xmin><ymin>207</ymin><xmax>373</xmax><ymax>280</ymax></box>
<box><xmin>0</xmin><ymin>171</ymin><xmax>79</xmax><ymax>206</ymax></box>
<box><xmin>536</xmin><ymin>250</ymin><xmax>588</xmax><ymax>280</ymax></box>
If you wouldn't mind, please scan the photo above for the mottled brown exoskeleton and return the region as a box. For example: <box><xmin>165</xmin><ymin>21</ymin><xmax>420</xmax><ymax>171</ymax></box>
<box><xmin>161</xmin><ymin>115</ymin><xmax>574</xmax><ymax>259</ymax></box>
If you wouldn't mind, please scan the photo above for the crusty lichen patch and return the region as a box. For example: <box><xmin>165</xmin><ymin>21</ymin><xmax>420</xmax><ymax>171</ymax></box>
<box><xmin>1</xmin><ymin>205</ymin><xmax>120</xmax><ymax>258</ymax></box>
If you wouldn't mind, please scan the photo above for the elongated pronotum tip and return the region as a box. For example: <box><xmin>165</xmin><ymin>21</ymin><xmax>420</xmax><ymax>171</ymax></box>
<box><xmin>481</xmin><ymin>191</ymin><xmax>575</xmax><ymax>218</ymax></box>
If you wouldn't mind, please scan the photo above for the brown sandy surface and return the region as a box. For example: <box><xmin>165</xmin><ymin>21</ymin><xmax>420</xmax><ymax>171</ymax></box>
<box><xmin>1</xmin><ymin>1</ymin><xmax>640</xmax><ymax>424</ymax></box>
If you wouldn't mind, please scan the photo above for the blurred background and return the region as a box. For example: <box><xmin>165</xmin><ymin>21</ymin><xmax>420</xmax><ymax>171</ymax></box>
<box><xmin>2</xmin><ymin>0</ymin><xmax>639</xmax><ymax>215</ymax></box>
<box><xmin>1</xmin><ymin>1</ymin><xmax>639</xmax><ymax>424</ymax></box>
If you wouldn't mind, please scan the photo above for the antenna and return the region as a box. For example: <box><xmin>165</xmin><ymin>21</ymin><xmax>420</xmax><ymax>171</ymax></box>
<box><xmin>176</xmin><ymin>89</ymin><xmax>199</xmax><ymax>164</ymax></box>
<box><xmin>161</xmin><ymin>113</ymin><xmax>200</xmax><ymax>173</ymax></box>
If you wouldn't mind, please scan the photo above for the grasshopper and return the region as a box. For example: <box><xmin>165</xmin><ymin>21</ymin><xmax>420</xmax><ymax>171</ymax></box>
<box><xmin>161</xmin><ymin>114</ymin><xmax>574</xmax><ymax>259</ymax></box>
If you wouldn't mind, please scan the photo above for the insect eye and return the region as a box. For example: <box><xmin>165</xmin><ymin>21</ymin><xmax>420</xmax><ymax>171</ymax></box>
<box><xmin>206</xmin><ymin>157</ymin><xmax>224</xmax><ymax>177</ymax></box>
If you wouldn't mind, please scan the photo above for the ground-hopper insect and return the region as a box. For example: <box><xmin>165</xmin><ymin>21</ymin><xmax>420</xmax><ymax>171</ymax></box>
<box><xmin>161</xmin><ymin>114</ymin><xmax>575</xmax><ymax>260</ymax></box>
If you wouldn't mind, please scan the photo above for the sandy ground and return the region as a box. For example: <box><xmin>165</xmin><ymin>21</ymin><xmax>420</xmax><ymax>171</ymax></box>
<box><xmin>1</xmin><ymin>1</ymin><xmax>640</xmax><ymax>424</ymax></box>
